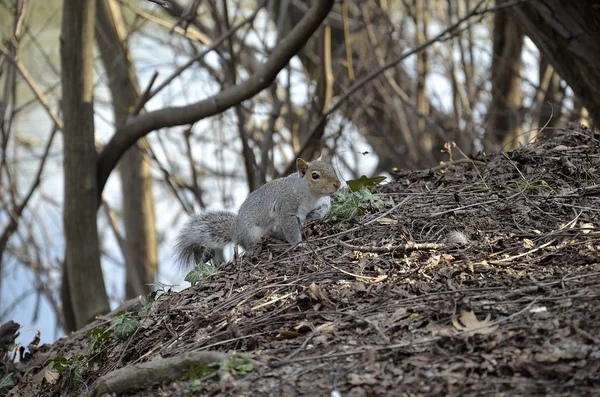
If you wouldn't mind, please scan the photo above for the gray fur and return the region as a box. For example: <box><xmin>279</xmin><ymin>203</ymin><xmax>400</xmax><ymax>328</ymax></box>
<box><xmin>174</xmin><ymin>211</ymin><xmax>236</xmax><ymax>269</ymax></box>
<box><xmin>174</xmin><ymin>159</ymin><xmax>340</xmax><ymax>269</ymax></box>
<box><xmin>306</xmin><ymin>196</ymin><xmax>332</xmax><ymax>220</ymax></box>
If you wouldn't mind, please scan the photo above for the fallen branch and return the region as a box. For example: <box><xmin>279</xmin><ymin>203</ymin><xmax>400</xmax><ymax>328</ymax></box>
<box><xmin>86</xmin><ymin>351</ymin><xmax>256</xmax><ymax>397</ymax></box>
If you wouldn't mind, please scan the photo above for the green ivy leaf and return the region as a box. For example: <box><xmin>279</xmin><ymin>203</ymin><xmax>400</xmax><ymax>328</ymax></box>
<box><xmin>221</xmin><ymin>355</ymin><xmax>254</xmax><ymax>374</ymax></box>
<box><xmin>87</xmin><ymin>327</ymin><xmax>110</xmax><ymax>352</ymax></box>
<box><xmin>185</xmin><ymin>263</ymin><xmax>217</xmax><ymax>286</ymax></box>
<box><xmin>328</xmin><ymin>187</ymin><xmax>394</xmax><ymax>223</ymax></box>
<box><xmin>113</xmin><ymin>314</ymin><xmax>140</xmax><ymax>340</ymax></box>
<box><xmin>346</xmin><ymin>175</ymin><xmax>387</xmax><ymax>192</ymax></box>
<box><xmin>47</xmin><ymin>356</ymin><xmax>69</xmax><ymax>372</ymax></box>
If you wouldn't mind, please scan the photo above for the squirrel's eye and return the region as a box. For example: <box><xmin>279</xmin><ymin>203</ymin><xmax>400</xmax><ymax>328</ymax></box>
<box><xmin>312</xmin><ymin>172</ymin><xmax>320</xmax><ymax>180</ymax></box>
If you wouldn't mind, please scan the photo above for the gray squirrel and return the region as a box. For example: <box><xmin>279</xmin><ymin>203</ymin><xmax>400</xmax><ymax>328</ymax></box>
<box><xmin>175</xmin><ymin>157</ymin><xmax>341</xmax><ymax>268</ymax></box>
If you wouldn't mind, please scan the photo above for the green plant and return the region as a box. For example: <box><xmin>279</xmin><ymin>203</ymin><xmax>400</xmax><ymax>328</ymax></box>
<box><xmin>502</xmin><ymin>153</ymin><xmax>554</xmax><ymax>193</ymax></box>
<box><xmin>46</xmin><ymin>355</ymin><xmax>87</xmax><ymax>387</ymax></box>
<box><xmin>45</xmin><ymin>327</ymin><xmax>111</xmax><ymax>388</ymax></box>
<box><xmin>185</xmin><ymin>262</ymin><xmax>217</xmax><ymax>286</ymax></box>
<box><xmin>184</xmin><ymin>378</ymin><xmax>204</xmax><ymax>394</ymax></box>
<box><xmin>329</xmin><ymin>186</ymin><xmax>394</xmax><ymax>223</ymax></box>
<box><xmin>112</xmin><ymin>312</ymin><xmax>140</xmax><ymax>340</ymax></box>
<box><xmin>584</xmin><ymin>166</ymin><xmax>598</xmax><ymax>185</ymax></box>
<box><xmin>345</xmin><ymin>175</ymin><xmax>386</xmax><ymax>192</ymax></box>
<box><xmin>86</xmin><ymin>327</ymin><xmax>111</xmax><ymax>351</ymax></box>
<box><xmin>221</xmin><ymin>354</ymin><xmax>253</xmax><ymax>375</ymax></box>
<box><xmin>0</xmin><ymin>373</ymin><xmax>13</xmax><ymax>390</ymax></box>
<box><xmin>506</xmin><ymin>179</ymin><xmax>553</xmax><ymax>193</ymax></box>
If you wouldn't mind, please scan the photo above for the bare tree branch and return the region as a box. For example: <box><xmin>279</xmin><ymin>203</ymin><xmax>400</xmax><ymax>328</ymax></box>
<box><xmin>284</xmin><ymin>0</ymin><xmax>490</xmax><ymax>175</ymax></box>
<box><xmin>0</xmin><ymin>43</ymin><xmax>63</xmax><ymax>129</ymax></box>
<box><xmin>96</xmin><ymin>0</ymin><xmax>336</xmax><ymax>198</ymax></box>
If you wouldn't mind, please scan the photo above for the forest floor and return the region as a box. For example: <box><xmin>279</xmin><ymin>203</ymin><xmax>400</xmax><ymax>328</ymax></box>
<box><xmin>5</xmin><ymin>126</ymin><xmax>600</xmax><ymax>397</ymax></box>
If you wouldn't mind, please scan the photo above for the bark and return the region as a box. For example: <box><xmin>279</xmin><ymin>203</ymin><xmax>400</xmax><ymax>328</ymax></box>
<box><xmin>415</xmin><ymin>0</ymin><xmax>434</xmax><ymax>164</ymax></box>
<box><xmin>537</xmin><ymin>58</ymin><xmax>563</xmax><ymax>130</ymax></box>
<box><xmin>530</xmin><ymin>56</ymin><xmax>564</xmax><ymax>141</ymax></box>
<box><xmin>502</xmin><ymin>0</ymin><xmax>600</xmax><ymax>128</ymax></box>
<box><xmin>60</xmin><ymin>0</ymin><xmax>109</xmax><ymax>330</ymax></box>
<box><xmin>485</xmin><ymin>3</ymin><xmax>524</xmax><ymax>152</ymax></box>
<box><xmin>95</xmin><ymin>0</ymin><xmax>157</xmax><ymax>298</ymax></box>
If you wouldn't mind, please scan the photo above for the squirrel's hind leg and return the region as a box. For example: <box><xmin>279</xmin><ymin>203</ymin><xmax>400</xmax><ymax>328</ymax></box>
<box><xmin>236</xmin><ymin>224</ymin><xmax>265</xmax><ymax>250</ymax></box>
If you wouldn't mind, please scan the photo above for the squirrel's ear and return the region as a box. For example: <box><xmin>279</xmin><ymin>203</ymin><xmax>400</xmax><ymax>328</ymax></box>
<box><xmin>296</xmin><ymin>158</ymin><xmax>309</xmax><ymax>176</ymax></box>
<box><xmin>316</xmin><ymin>149</ymin><xmax>325</xmax><ymax>161</ymax></box>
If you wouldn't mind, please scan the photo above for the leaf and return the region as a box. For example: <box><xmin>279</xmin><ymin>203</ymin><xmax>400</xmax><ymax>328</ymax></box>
<box><xmin>86</xmin><ymin>327</ymin><xmax>108</xmax><ymax>339</ymax></box>
<box><xmin>185</xmin><ymin>263</ymin><xmax>217</xmax><ymax>286</ymax></box>
<box><xmin>221</xmin><ymin>355</ymin><xmax>254</xmax><ymax>374</ymax></box>
<box><xmin>328</xmin><ymin>187</ymin><xmax>394</xmax><ymax>223</ymax></box>
<box><xmin>44</xmin><ymin>367</ymin><xmax>60</xmax><ymax>385</ymax></box>
<box><xmin>523</xmin><ymin>238</ymin><xmax>534</xmax><ymax>249</ymax></box>
<box><xmin>275</xmin><ymin>330</ymin><xmax>301</xmax><ymax>340</ymax></box>
<box><xmin>47</xmin><ymin>356</ymin><xmax>69</xmax><ymax>372</ymax></box>
<box><xmin>346</xmin><ymin>175</ymin><xmax>387</xmax><ymax>192</ymax></box>
<box><xmin>293</xmin><ymin>321</ymin><xmax>313</xmax><ymax>332</ymax></box>
<box><xmin>114</xmin><ymin>315</ymin><xmax>140</xmax><ymax>340</ymax></box>
<box><xmin>451</xmin><ymin>309</ymin><xmax>499</xmax><ymax>335</ymax></box>
<box><xmin>580</xmin><ymin>222</ymin><xmax>594</xmax><ymax>234</ymax></box>
<box><xmin>87</xmin><ymin>327</ymin><xmax>110</xmax><ymax>352</ymax></box>
<box><xmin>0</xmin><ymin>373</ymin><xmax>13</xmax><ymax>389</ymax></box>
<box><xmin>315</xmin><ymin>322</ymin><xmax>336</xmax><ymax>333</ymax></box>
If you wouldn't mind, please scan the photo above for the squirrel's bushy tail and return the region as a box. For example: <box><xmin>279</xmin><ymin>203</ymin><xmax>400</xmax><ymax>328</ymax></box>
<box><xmin>174</xmin><ymin>211</ymin><xmax>236</xmax><ymax>269</ymax></box>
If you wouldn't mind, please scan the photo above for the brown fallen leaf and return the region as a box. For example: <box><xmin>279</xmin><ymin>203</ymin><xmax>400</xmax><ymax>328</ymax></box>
<box><xmin>315</xmin><ymin>322</ymin><xmax>337</xmax><ymax>333</ymax></box>
<box><xmin>293</xmin><ymin>321</ymin><xmax>313</xmax><ymax>333</ymax></box>
<box><xmin>44</xmin><ymin>367</ymin><xmax>60</xmax><ymax>385</ymax></box>
<box><xmin>275</xmin><ymin>330</ymin><xmax>301</xmax><ymax>340</ymax></box>
<box><xmin>451</xmin><ymin>309</ymin><xmax>499</xmax><ymax>335</ymax></box>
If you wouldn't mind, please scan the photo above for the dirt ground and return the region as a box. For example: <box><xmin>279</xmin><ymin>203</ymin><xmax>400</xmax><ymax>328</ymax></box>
<box><xmin>5</xmin><ymin>126</ymin><xmax>600</xmax><ymax>397</ymax></box>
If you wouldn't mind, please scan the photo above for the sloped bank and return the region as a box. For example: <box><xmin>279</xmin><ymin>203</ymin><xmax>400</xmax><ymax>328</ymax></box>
<box><xmin>6</xmin><ymin>126</ymin><xmax>600</xmax><ymax>396</ymax></box>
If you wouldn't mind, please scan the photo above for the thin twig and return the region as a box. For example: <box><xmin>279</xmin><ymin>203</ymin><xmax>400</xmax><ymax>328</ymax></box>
<box><xmin>335</xmin><ymin>238</ymin><xmax>447</xmax><ymax>253</ymax></box>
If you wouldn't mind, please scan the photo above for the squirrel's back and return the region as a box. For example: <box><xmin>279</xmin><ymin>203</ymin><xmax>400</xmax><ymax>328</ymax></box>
<box><xmin>235</xmin><ymin>173</ymin><xmax>306</xmax><ymax>248</ymax></box>
<box><xmin>174</xmin><ymin>157</ymin><xmax>340</xmax><ymax>269</ymax></box>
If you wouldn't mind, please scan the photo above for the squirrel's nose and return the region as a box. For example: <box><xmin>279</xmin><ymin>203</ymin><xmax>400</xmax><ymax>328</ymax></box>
<box><xmin>333</xmin><ymin>181</ymin><xmax>341</xmax><ymax>189</ymax></box>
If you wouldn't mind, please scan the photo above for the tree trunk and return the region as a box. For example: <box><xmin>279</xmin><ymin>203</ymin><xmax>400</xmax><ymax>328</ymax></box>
<box><xmin>415</xmin><ymin>0</ymin><xmax>434</xmax><ymax>164</ymax></box>
<box><xmin>537</xmin><ymin>58</ymin><xmax>563</xmax><ymax>130</ymax></box>
<box><xmin>502</xmin><ymin>0</ymin><xmax>600</xmax><ymax>128</ymax></box>
<box><xmin>60</xmin><ymin>0</ymin><xmax>109</xmax><ymax>330</ymax></box>
<box><xmin>485</xmin><ymin>3</ymin><xmax>524</xmax><ymax>152</ymax></box>
<box><xmin>95</xmin><ymin>0</ymin><xmax>157</xmax><ymax>298</ymax></box>
<box><xmin>530</xmin><ymin>56</ymin><xmax>564</xmax><ymax>141</ymax></box>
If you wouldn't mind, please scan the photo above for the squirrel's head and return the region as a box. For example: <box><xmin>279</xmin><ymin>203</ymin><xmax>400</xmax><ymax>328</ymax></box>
<box><xmin>296</xmin><ymin>158</ymin><xmax>341</xmax><ymax>196</ymax></box>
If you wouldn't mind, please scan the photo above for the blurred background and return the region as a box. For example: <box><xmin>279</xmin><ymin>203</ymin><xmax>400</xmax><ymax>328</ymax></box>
<box><xmin>0</xmin><ymin>0</ymin><xmax>594</xmax><ymax>344</ymax></box>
